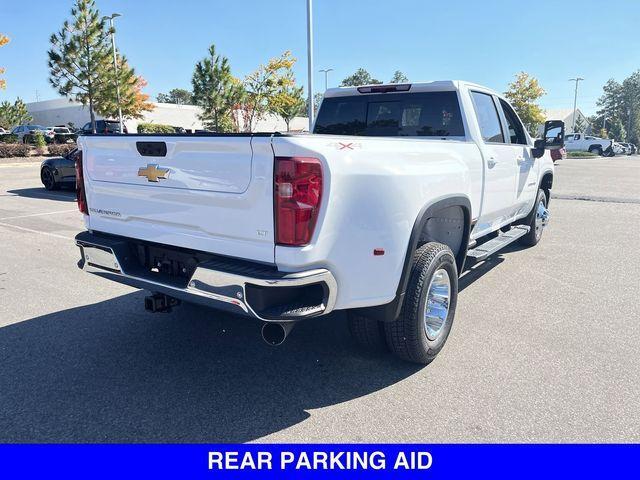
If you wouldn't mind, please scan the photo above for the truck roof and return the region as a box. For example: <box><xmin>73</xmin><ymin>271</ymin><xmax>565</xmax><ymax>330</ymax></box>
<box><xmin>323</xmin><ymin>80</ymin><xmax>495</xmax><ymax>98</ymax></box>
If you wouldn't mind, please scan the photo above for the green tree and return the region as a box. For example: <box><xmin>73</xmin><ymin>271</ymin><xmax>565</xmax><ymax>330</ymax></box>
<box><xmin>340</xmin><ymin>68</ymin><xmax>382</xmax><ymax>87</ymax></box>
<box><xmin>242</xmin><ymin>51</ymin><xmax>296</xmax><ymax>132</ymax></box>
<box><xmin>48</xmin><ymin>0</ymin><xmax>113</xmax><ymax>133</ymax></box>
<box><xmin>504</xmin><ymin>72</ymin><xmax>546</xmax><ymax>136</ymax></box>
<box><xmin>596</xmin><ymin>72</ymin><xmax>640</xmax><ymax>144</ymax></box>
<box><xmin>268</xmin><ymin>59</ymin><xmax>305</xmax><ymax>131</ymax></box>
<box><xmin>608</xmin><ymin>118</ymin><xmax>626</xmax><ymax>142</ymax></box>
<box><xmin>0</xmin><ymin>33</ymin><xmax>9</xmax><ymax>90</ymax></box>
<box><xmin>304</xmin><ymin>92</ymin><xmax>324</xmax><ymax>118</ymax></box>
<box><xmin>0</xmin><ymin>98</ymin><xmax>32</xmax><ymax>129</ymax></box>
<box><xmin>389</xmin><ymin>70</ymin><xmax>409</xmax><ymax>83</ymax></box>
<box><xmin>157</xmin><ymin>88</ymin><xmax>193</xmax><ymax>105</ymax></box>
<box><xmin>574</xmin><ymin>115</ymin><xmax>586</xmax><ymax>133</ymax></box>
<box><xmin>95</xmin><ymin>56</ymin><xmax>154</xmax><ymax>119</ymax></box>
<box><xmin>192</xmin><ymin>44</ymin><xmax>243</xmax><ymax>132</ymax></box>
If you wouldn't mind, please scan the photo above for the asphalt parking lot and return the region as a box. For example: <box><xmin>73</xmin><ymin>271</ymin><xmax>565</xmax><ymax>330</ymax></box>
<box><xmin>0</xmin><ymin>156</ymin><xmax>639</xmax><ymax>443</ymax></box>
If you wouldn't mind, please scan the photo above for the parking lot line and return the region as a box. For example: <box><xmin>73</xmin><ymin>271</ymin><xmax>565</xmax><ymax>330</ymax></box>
<box><xmin>0</xmin><ymin>209</ymin><xmax>77</xmax><ymax>221</ymax></box>
<box><xmin>0</xmin><ymin>221</ymin><xmax>73</xmax><ymax>240</ymax></box>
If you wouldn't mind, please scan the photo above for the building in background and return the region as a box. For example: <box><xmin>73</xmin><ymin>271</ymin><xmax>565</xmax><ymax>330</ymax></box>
<box><xmin>539</xmin><ymin>108</ymin><xmax>591</xmax><ymax>136</ymax></box>
<box><xmin>26</xmin><ymin>98</ymin><xmax>307</xmax><ymax>133</ymax></box>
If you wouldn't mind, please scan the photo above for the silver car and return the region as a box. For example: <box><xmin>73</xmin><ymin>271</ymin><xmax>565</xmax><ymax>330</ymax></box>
<box><xmin>10</xmin><ymin>125</ymin><xmax>55</xmax><ymax>144</ymax></box>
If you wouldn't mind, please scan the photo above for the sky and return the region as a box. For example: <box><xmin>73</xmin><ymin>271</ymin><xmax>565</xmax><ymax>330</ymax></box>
<box><xmin>1</xmin><ymin>0</ymin><xmax>639</xmax><ymax>116</ymax></box>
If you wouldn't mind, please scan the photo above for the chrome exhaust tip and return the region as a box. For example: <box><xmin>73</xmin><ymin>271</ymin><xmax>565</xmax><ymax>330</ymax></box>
<box><xmin>261</xmin><ymin>322</ymin><xmax>296</xmax><ymax>346</ymax></box>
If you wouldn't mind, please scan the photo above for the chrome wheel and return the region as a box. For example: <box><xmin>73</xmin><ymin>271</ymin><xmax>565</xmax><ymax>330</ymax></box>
<box><xmin>423</xmin><ymin>268</ymin><xmax>451</xmax><ymax>341</ymax></box>
<box><xmin>534</xmin><ymin>196</ymin><xmax>549</xmax><ymax>241</ymax></box>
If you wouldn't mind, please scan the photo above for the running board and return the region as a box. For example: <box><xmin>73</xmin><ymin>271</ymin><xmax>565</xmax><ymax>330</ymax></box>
<box><xmin>466</xmin><ymin>225</ymin><xmax>530</xmax><ymax>262</ymax></box>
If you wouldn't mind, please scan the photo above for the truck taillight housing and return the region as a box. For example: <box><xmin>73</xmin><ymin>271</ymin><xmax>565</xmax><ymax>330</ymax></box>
<box><xmin>75</xmin><ymin>150</ymin><xmax>89</xmax><ymax>215</ymax></box>
<box><xmin>274</xmin><ymin>156</ymin><xmax>323</xmax><ymax>246</ymax></box>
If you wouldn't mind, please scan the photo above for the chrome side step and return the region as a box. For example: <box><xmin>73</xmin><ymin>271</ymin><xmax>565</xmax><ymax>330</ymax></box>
<box><xmin>466</xmin><ymin>225</ymin><xmax>530</xmax><ymax>262</ymax></box>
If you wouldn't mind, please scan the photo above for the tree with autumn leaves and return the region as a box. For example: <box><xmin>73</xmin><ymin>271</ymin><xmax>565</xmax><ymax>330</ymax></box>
<box><xmin>0</xmin><ymin>33</ymin><xmax>9</xmax><ymax>90</ymax></box>
<box><xmin>504</xmin><ymin>72</ymin><xmax>546</xmax><ymax>136</ymax></box>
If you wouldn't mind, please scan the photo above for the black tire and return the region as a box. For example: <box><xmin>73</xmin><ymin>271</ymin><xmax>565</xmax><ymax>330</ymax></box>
<box><xmin>519</xmin><ymin>189</ymin><xmax>547</xmax><ymax>247</ymax></box>
<box><xmin>347</xmin><ymin>312</ymin><xmax>388</xmax><ymax>352</ymax></box>
<box><xmin>41</xmin><ymin>167</ymin><xmax>59</xmax><ymax>190</ymax></box>
<box><xmin>384</xmin><ymin>242</ymin><xmax>458</xmax><ymax>364</ymax></box>
<box><xmin>588</xmin><ymin>146</ymin><xmax>603</xmax><ymax>156</ymax></box>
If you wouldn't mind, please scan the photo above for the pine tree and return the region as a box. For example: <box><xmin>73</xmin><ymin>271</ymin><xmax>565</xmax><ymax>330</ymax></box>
<box><xmin>48</xmin><ymin>0</ymin><xmax>112</xmax><ymax>133</ymax></box>
<box><xmin>0</xmin><ymin>98</ymin><xmax>32</xmax><ymax>129</ymax></box>
<box><xmin>192</xmin><ymin>44</ymin><xmax>243</xmax><ymax>132</ymax></box>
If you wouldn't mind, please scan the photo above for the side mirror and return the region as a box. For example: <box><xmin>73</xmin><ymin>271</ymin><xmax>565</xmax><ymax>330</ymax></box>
<box><xmin>533</xmin><ymin>120</ymin><xmax>565</xmax><ymax>158</ymax></box>
<box><xmin>543</xmin><ymin>120</ymin><xmax>565</xmax><ymax>149</ymax></box>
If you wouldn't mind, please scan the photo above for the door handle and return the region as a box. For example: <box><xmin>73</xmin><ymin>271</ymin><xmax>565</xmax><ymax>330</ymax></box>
<box><xmin>516</xmin><ymin>156</ymin><xmax>526</xmax><ymax>165</ymax></box>
<box><xmin>487</xmin><ymin>158</ymin><xmax>497</xmax><ymax>168</ymax></box>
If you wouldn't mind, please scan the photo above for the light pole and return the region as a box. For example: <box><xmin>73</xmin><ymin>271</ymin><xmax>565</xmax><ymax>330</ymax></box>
<box><xmin>103</xmin><ymin>13</ymin><xmax>123</xmax><ymax>133</ymax></box>
<box><xmin>306</xmin><ymin>0</ymin><xmax>314</xmax><ymax>131</ymax></box>
<box><xmin>319</xmin><ymin>68</ymin><xmax>333</xmax><ymax>91</ymax></box>
<box><xmin>569</xmin><ymin>77</ymin><xmax>584</xmax><ymax>133</ymax></box>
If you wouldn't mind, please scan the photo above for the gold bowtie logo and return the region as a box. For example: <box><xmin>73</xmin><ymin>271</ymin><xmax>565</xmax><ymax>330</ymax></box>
<box><xmin>138</xmin><ymin>164</ymin><xmax>170</xmax><ymax>182</ymax></box>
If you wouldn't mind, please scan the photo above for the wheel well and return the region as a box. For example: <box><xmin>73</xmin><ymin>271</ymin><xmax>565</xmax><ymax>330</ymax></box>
<box><xmin>353</xmin><ymin>197</ymin><xmax>470</xmax><ymax>323</ymax></box>
<box><xmin>588</xmin><ymin>144</ymin><xmax>602</xmax><ymax>152</ymax></box>
<box><xmin>417</xmin><ymin>205</ymin><xmax>466</xmax><ymax>265</ymax></box>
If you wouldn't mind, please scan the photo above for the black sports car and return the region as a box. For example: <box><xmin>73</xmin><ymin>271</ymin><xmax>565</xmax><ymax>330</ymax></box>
<box><xmin>40</xmin><ymin>149</ymin><xmax>79</xmax><ymax>190</ymax></box>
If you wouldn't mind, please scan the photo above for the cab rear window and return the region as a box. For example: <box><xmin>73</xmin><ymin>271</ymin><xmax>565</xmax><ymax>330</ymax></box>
<box><xmin>314</xmin><ymin>91</ymin><xmax>465</xmax><ymax>137</ymax></box>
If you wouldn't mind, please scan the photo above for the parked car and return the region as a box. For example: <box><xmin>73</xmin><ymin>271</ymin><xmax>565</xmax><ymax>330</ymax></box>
<box><xmin>612</xmin><ymin>142</ymin><xmax>626</xmax><ymax>155</ymax></box>
<box><xmin>551</xmin><ymin>147</ymin><xmax>566</xmax><ymax>162</ymax></box>
<box><xmin>48</xmin><ymin>126</ymin><xmax>78</xmax><ymax>144</ymax></box>
<box><xmin>0</xmin><ymin>127</ymin><xmax>7</xmax><ymax>135</ymax></box>
<box><xmin>564</xmin><ymin>133</ymin><xmax>614</xmax><ymax>156</ymax></box>
<box><xmin>11</xmin><ymin>124</ymin><xmax>55</xmax><ymax>144</ymax></box>
<box><xmin>40</xmin><ymin>148</ymin><xmax>80</xmax><ymax>190</ymax></box>
<box><xmin>74</xmin><ymin>80</ymin><xmax>560</xmax><ymax>365</ymax></box>
<box><xmin>618</xmin><ymin>142</ymin><xmax>636</xmax><ymax>155</ymax></box>
<box><xmin>79</xmin><ymin>120</ymin><xmax>128</xmax><ymax>135</ymax></box>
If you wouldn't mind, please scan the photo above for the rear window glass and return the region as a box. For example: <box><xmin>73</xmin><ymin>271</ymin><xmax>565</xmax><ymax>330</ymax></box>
<box><xmin>314</xmin><ymin>91</ymin><xmax>465</xmax><ymax>137</ymax></box>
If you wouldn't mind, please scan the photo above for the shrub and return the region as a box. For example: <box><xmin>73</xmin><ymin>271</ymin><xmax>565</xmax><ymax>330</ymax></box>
<box><xmin>0</xmin><ymin>134</ymin><xmax>19</xmax><ymax>143</ymax></box>
<box><xmin>48</xmin><ymin>143</ymin><xmax>77</xmax><ymax>157</ymax></box>
<box><xmin>137</xmin><ymin>123</ymin><xmax>175</xmax><ymax>134</ymax></box>
<box><xmin>33</xmin><ymin>131</ymin><xmax>47</xmax><ymax>148</ymax></box>
<box><xmin>567</xmin><ymin>151</ymin><xmax>598</xmax><ymax>158</ymax></box>
<box><xmin>0</xmin><ymin>143</ymin><xmax>30</xmax><ymax>158</ymax></box>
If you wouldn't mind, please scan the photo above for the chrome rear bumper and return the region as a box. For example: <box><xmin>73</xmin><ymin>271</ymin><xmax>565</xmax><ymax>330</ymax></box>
<box><xmin>75</xmin><ymin>232</ymin><xmax>337</xmax><ymax>322</ymax></box>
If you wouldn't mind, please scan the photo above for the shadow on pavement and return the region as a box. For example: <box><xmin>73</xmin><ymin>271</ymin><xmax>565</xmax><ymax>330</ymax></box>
<box><xmin>0</xmin><ymin>239</ymin><xmax>527</xmax><ymax>443</ymax></box>
<box><xmin>5</xmin><ymin>188</ymin><xmax>76</xmax><ymax>202</ymax></box>
<box><xmin>0</xmin><ymin>292</ymin><xmax>420</xmax><ymax>443</ymax></box>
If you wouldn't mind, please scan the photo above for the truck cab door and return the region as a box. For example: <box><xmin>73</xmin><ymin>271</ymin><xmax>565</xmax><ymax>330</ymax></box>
<box><xmin>497</xmin><ymin>98</ymin><xmax>539</xmax><ymax>218</ymax></box>
<box><xmin>469</xmin><ymin>91</ymin><xmax>519</xmax><ymax>235</ymax></box>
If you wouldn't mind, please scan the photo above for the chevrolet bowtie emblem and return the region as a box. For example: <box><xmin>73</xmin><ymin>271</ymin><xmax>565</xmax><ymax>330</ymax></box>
<box><xmin>138</xmin><ymin>164</ymin><xmax>170</xmax><ymax>182</ymax></box>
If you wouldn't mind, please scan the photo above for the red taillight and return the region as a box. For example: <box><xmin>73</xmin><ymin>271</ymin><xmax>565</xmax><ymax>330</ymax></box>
<box><xmin>274</xmin><ymin>156</ymin><xmax>323</xmax><ymax>246</ymax></box>
<box><xmin>75</xmin><ymin>150</ymin><xmax>89</xmax><ymax>215</ymax></box>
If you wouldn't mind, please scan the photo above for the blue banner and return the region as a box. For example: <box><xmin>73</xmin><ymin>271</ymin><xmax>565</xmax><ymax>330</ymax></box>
<box><xmin>0</xmin><ymin>444</ymin><xmax>637</xmax><ymax>479</ymax></box>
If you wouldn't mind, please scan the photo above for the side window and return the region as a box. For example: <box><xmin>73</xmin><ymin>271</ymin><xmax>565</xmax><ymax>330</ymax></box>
<box><xmin>565</xmin><ymin>134</ymin><xmax>574</xmax><ymax>141</ymax></box>
<box><xmin>82</xmin><ymin>123</ymin><xmax>90</xmax><ymax>131</ymax></box>
<box><xmin>470</xmin><ymin>91</ymin><xmax>504</xmax><ymax>143</ymax></box>
<box><xmin>575</xmin><ymin>134</ymin><xmax>581</xmax><ymax>141</ymax></box>
<box><xmin>499</xmin><ymin>99</ymin><xmax>527</xmax><ymax>145</ymax></box>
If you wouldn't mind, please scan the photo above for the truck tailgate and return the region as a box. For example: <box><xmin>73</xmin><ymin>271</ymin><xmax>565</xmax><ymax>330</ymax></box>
<box><xmin>80</xmin><ymin>135</ymin><xmax>275</xmax><ymax>263</ymax></box>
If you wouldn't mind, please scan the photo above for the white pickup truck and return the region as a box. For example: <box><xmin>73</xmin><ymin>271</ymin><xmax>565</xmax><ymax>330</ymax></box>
<box><xmin>75</xmin><ymin>81</ymin><xmax>562</xmax><ymax>365</ymax></box>
<box><xmin>564</xmin><ymin>133</ymin><xmax>614</xmax><ymax>156</ymax></box>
